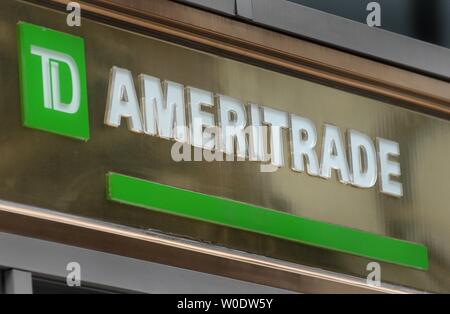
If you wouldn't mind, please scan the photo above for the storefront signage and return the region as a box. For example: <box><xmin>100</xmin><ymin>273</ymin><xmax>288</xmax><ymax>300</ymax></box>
<box><xmin>18</xmin><ymin>23</ymin><xmax>403</xmax><ymax>198</ymax></box>
<box><xmin>4</xmin><ymin>3</ymin><xmax>447</xmax><ymax>287</ymax></box>
<box><xmin>13</xmin><ymin>21</ymin><xmax>427</xmax><ymax>269</ymax></box>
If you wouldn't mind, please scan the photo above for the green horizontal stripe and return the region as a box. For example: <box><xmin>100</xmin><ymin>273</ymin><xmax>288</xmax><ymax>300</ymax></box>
<box><xmin>106</xmin><ymin>172</ymin><xmax>428</xmax><ymax>270</ymax></box>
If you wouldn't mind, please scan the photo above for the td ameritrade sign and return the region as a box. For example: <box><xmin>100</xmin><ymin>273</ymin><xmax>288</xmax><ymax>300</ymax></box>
<box><xmin>17</xmin><ymin>23</ymin><xmax>403</xmax><ymax>198</ymax></box>
<box><xmin>15</xmin><ymin>22</ymin><xmax>428</xmax><ymax>270</ymax></box>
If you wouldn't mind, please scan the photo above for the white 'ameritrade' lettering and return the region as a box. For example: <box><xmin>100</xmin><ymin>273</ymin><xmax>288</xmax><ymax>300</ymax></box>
<box><xmin>105</xmin><ymin>67</ymin><xmax>403</xmax><ymax>197</ymax></box>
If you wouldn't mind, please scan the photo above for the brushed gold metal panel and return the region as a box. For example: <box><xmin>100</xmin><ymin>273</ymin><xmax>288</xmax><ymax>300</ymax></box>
<box><xmin>0</xmin><ymin>0</ymin><xmax>449</xmax><ymax>292</ymax></box>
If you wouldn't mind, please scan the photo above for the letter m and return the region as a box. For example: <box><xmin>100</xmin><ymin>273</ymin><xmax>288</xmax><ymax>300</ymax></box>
<box><xmin>139</xmin><ymin>74</ymin><xmax>187</xmax><ymax>143</ymax></box>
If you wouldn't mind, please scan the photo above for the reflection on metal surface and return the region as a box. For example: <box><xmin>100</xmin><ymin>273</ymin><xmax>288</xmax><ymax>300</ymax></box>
<box><xmin>0</xmin><ymin>0</ymin><xmax>449</xmax><ymax>292</ymax></box>
<box><xmin>0</xmin><ymin>199</ymin><xmax>420</xmax><ymax>294</ymax></box>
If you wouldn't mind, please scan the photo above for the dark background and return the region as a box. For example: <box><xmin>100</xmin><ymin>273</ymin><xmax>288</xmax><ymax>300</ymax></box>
<box><xmin>289</xmin><ymin>0</ymin><xmax>450</xmax><ymax>48</ymax></box>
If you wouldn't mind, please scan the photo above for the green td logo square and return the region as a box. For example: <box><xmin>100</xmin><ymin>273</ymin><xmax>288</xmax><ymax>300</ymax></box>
<box><xmin>17</xmin><ymin>22</ymin><xmax>89</xmax><ymax>141</ymax></box>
